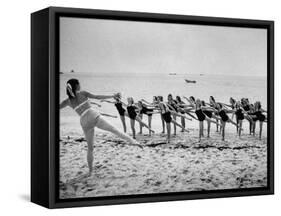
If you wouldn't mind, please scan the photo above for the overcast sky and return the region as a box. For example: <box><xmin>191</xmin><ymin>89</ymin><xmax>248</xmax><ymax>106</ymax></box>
<box><xmin>60</xmin><ymin>17</ymin><xmax>267</xmax><ymax>76</ymax></box>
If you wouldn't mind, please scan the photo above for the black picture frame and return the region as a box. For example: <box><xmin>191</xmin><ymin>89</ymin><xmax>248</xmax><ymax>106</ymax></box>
<box><xmin>31</xmin><ymin>6</ymin><xmax>274</xmax><ymax>209</ymax></box>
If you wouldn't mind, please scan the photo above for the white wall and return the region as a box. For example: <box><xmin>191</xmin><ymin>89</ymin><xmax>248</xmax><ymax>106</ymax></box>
<box><xmin>1</xmin><ymin>0</ymin><xmax>279</xmax><ymax>215</ymax></box>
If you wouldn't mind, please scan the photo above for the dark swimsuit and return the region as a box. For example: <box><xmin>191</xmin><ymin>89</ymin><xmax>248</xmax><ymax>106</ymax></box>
<box><xmin>115</xmin><ymin>102</ymin><xmax>126</xmax><ymax>116</ymax></box>
<box><xmin>203</xmin><ymin>110</ymin><xmax>212</xmax><ymax>118</ymax></box>
<box><xmin>235</xmin><ymin>108</ymin><xmax>244</xmax><ymax>120</ymax></box>
<box><xmin>219</xmin><ymin>110</ymin><xmax>229</xmax><ymax>122</ymax></box>
<box><xmin>178</xmin><ymin>102</ymin><xmax>185</xmax><ymax>114</ymax></box>
<box><xmin>127</xmin><ymin>105</ymin><xmax>137</xmax><ymax>120</ymax></box>
<box><xmin>253</xmin><ymin>111</ymin><xmax>265</xmax><ymax>122</ymax></box>
<box><xmin>162</xmin><ymin>112</ymin><xmax>172</xmax><ymax>123</ymax></box>
<box><xmin>170</xmin><ymin>100</ymin><xmax>178</xmax><ymax>112</ymax></box>
<box><xmin>195</xmin><ymin>109</ymin><xmax>206</xmax><ymax>121</ymax></box>
<box><xmin>243</xmin><ymin>105</ymin><xmax>250</xmax><ymax>112</ymax></box>
<box><xmin>211</xmin><ymin>104</ymin><xmax>219</xmax><ymax>116</ymax></box>
<box><xmin>140</xmin><ymin>106</ymin><xmax>153</xmax><ymax>116</ymax></box>
<box><xmin>161</xmin><ymin>104</ymin><xmax>172</xmax><ymax>123</ymax></box>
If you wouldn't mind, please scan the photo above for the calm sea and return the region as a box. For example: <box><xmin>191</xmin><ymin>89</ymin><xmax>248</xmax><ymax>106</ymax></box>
<box><xmin>60</xmin><ymin>72</ymin><xmax>267</xmax><ymax>134</ymax></box>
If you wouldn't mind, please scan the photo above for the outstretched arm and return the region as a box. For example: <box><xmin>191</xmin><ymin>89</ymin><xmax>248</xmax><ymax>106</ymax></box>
<box><xmin>90</xmin><ymin>101</ymin><xmax>101</xmax><ymax>107</ymax></box>
<box><xmin>60</xmin><ymin>99</ymin><xmax>69</xmax><ymax>109</ymax></box>
<box><xmin>221</xmin><ymin>103</ymin><xmax>233</xmax><ymax>108</ymax></box>
<box><xmin>183</xmin><ymin>96</ymin><xmax>192</xmax><ymax>104</ymax></box>
<box><xmin>166</xmin><ymin>103</ymin><xmax>177</xmax><ymax>112</ymax></box>
<box><xmin>100</xmin><ymin>99</ymin><xmax>115</xmax><ymax>104</ymax></box>
<box><xmin>141</xmin><ymin>99</ymin><xmax>156</xmax><ymax>107</ymax></box>
<box><xmin>82</xmin><ymin>91</ymin><xmax>119</xmax><ymax>100</ymax></box>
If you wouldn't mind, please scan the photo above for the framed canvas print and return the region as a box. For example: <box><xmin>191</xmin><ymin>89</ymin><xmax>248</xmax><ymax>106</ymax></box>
<box><xmin>31</xmin><ymin>7</ymin><xmax>274</xmax><ymax>208</ymax></box>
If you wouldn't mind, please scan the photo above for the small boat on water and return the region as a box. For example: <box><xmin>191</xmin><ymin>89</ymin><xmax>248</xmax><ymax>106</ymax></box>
<box><xmin>169</xmin><ymin>73</ymin><xmax>177</xmax><ymax>75</ymax></box>
<box><xmin>185</xmin><ymin>79</ymin><xmax>196</xmax><ymax>83</ymax></box>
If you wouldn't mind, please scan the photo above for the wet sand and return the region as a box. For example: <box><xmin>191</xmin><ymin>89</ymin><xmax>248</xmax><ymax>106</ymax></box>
<box><xmin>59</xmin><ymin>128</ymin><xmax>267</xmax><ymax>199</ymax></box>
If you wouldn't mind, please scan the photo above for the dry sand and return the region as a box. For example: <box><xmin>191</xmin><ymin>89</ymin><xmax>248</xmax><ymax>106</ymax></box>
<box><xmin>59</xmin><ymin>128</ymin><xmax>267</xmax><ymax>199</ymax></box>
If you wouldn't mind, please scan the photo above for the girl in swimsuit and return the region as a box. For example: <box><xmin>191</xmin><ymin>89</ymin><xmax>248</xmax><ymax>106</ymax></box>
<box><xmin>157</xmin><ymin>101</ymin><xmax>189</xmax><ymax>143</ymax></box>
<box><xmin>251</xmin><ymin>101</ymin><xmax>267</xmax><ymax>140</ymax></box>
<box><xmin>59</xmin><ymin>79</ymin><xmax>140</xmax><ymax>176</ymax></box>
<box><xmin>166</xmin><ymin>95</ymin><xmax>192</xmax><ymax>135</ymax></box>
<box><xmin>194</xmin><ymin>99</ymin><xmax>220</xmax><ymax>141</ymax></box>
<box><xmin>241</xmin><ymin>98</ymin><xmax>254</xmax><ymax>134</ymax></box>
<box><xmin>157</xmin><ymin>96</ymin><xmax>166</xmax><ymax>134</ymax></box>
<box><xmin>201</xmin><ymin>100</ymin><xmax>221</xmax><ymax>138</ymax></box>
<box><xmin>137</xmin><ymin>101</ymin><xmax>158</xmax><ymax>136</ymax></box>
<box><xmin>175</xmin><ymin>96</ymin><xmax>187</xmax><ymax>132</ymax></box>
<box><xmin>167</xmin><ymin>94</ymin><xmax>179</xmax><ymax>136</ymax></box>
<box><xmin>217</xmin><ymin>103</ymin><xmax>241</xmax><ymax>141</ymax></box>
<box><xmin>209</xmin><ymin>96</ymin><xmax>221</xmax><ymax>132</ymax></box>
<box><xmin>181</xmin><ymin>96</ymin><xmax>199</xmax><ymax>120</ymax></box>
<box><xmin>126</xmin><ymin>97</ymin><xmax>154</xmax><ymax>139</ymax></box>
<box><xmin>141</xmin><ymin>96</ymin><xmax>164</xmax><ymax>134</ymax></box>
<box><xmin>233</xmin><ymin>101</ymin><xmax>246</xmax><ymax>137</ymax></box>
<box><xmin>100</xmin><ymin>98</ymin><xmax>128</xmax><ymax>132</ymax></box>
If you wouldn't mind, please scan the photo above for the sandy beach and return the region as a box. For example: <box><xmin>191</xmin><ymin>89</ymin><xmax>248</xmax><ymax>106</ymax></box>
<box><xmin>59</xmin><ymin>127</ymin><xmax>267</xmax><ymax>199</ymax></box>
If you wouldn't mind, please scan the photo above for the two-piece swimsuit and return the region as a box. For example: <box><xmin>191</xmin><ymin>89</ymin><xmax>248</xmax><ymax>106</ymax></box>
<box><xmin>72</xmin><ymin>99</ymin><xmax>101</xmax><ymax>130</ymax></box>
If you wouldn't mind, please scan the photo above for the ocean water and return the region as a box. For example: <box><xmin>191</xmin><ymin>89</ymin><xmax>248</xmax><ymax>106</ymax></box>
<box><xmin>60</xmin><ymin>72</ymin><xmax>267</xmax><ymax>134</ymax></box>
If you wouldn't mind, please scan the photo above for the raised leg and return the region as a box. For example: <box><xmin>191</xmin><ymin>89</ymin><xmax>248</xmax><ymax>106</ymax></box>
<box><xmin>135</xmin><ymin>116</ymin><xmax>154</xmax><ymax>133</ymax></box>
<box><xmin>95</xmin><ymin>116</ymin><xmax>139</xmax><ymax>145</ymax></box>
<box><xmin>228</xmin><ymin>118</ymin><xmax>240</xmax><ymax>127</ymax></box>
<box><xmin>171</xmin><ymin>119</ymin><xmax>189</xmax><ymax>132</ymax></box>
<box><xmin>206</xmin><ymin>116</ymin><xmax>221</xmax><ymax>125</ymax></box>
